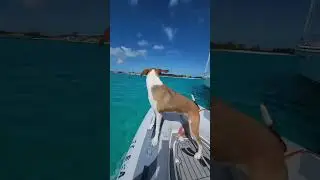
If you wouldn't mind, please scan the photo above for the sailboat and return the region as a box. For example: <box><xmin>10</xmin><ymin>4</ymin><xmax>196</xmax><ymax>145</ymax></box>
<box><xmin>295</xmin><ymin>0</ymin><xmax>320</xmax><ymax>83</ymax></box>
<box><xmin>203</xmin><ymin>53</ymin><xmax>210</xmax><ymax>88</ymax></box>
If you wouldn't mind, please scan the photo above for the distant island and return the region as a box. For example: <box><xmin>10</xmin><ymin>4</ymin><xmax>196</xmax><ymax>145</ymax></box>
<box><xmin>110</xmin><ymin>70</ymin><xmax>203</xmax><ymax>79</ymax></box>
<box><xmin>0</xmin><ymin>31</ymin><xmax>295</xmax><ymax>54</ymax></box>
<box><xmin>0</xmin><ymin>30</ymin><xmax>109</xmax><ymax>46</ymax></box>
<box><xmin>211</xmin><ymin>42</ymin><xmax>295</xmax><ymax>55</ymax></box>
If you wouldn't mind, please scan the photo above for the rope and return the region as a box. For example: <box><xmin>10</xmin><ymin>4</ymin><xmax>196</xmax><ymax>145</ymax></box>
<box><xmin>285</xmin><ymin>149</ymin><xmax>320</xmax><ymax>159</ymax></box>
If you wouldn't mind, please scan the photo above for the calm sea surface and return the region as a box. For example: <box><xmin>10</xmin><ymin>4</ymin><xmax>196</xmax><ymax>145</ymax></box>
<box><xmin>0</xmin><ymin>38</ymin><xmax>109</xmax><ymax>180</ymax></box>
<box><xmin>212</xmin><ymin>51</ymin><xmax>320</xmax><ymax>152</ymax></box>
<box><xmin>0</xmin><ymin>38</ymin><xmax>210</xmax><ymax>179</ymax></box>
<box><xmin>3</xmin><ymin>38</ymin><xmax>318</xmax><ymax>179</ymax></box>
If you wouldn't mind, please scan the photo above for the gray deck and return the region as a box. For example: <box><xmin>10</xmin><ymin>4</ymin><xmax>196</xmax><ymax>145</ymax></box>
<box><xmin>171</xmin><ymin>135</ymin><xmax>210</xmax><ymax>180</ymax></box>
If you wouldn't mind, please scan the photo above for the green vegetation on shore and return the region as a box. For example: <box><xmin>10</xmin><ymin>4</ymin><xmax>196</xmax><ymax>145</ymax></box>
<box><xmin>211</xmin><ymin>42</ymin><xmax>295</xmax><ymax>55</ymax></box>
<box><xmin>0</xmin><ymin>30</ymin><xmax>108</xmax><ymax>46</ymax></box>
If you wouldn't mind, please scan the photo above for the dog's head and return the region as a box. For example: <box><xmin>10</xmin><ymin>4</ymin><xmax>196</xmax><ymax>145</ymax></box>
<box><xmin>140</xmin><ymin>68</ymin><xmax>169</xmax><ymax>76</ymax></box>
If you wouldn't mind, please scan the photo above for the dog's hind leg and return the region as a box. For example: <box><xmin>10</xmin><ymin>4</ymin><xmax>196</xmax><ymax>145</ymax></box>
<box><xmin>192</xmin><ymin>132</ymin><xmax>202</xmax><ymax>160</ymax></box>
<box><xmin>188</xmin><ymin>113</ymin><xmax>202</xmax><ymax>159</ymax></box>
<box><xmin>151</xmin><ymin>112</ymin><xmax>162</xmax><ymax>147</ymax></box>
<box><xmin>148</xmin><ymin>109</ymin><xmax>156</xmax><ymax>130</ymax></box>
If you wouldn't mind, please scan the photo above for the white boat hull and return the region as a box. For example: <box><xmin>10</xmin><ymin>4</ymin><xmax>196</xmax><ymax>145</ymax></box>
<box><xmin>296</xmin><ymin>47</ymin><xmax>320</xmax><ymax>83</ymax></box>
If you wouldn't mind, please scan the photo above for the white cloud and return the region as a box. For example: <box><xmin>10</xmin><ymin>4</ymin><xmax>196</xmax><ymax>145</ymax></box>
<box><xmin>163</xmin><ymin>26</ymin><xmax>177</xmax><ymax>41</ymax></box>
<box><xmin>116</xmin><ymin>58</ymin><xmax>124</xmax><ymax>64</ymax></box>
<box><xmin>169</xmin><ymin>0</ymin><xmax>192</xmax><ymax>7</ymax></box>
<box><xmin>138</xmin><ymin>40</ymin><xmax>148</xmax><ymax>46</ymax></box>
<box><xmin>130</xmin><ymin>0</ymin><xmax>138</xmax><ymax>5</ymax></box>
<box><xmin>111</xmin><ymin>46</ymin><xmax>147</xmax><ymax>64</ymax></box>
<box><xmin>111</xmin><ymin>46</ymin><xmax>147</xmax><ymax>57</ymax></box>
<box><xmin>169</xmin><ymin>0</ymin><xmax>179</xmax><ymax>7</ymax></box>
<box><xmin>153</xmin><ymin>45</ymin><xmax>164</xmax><ymax>50</ymax></box>
<box><xmin>137</xmin><ymin>33</ymin><xmax>142</xmax><ymax>38</ymax></box>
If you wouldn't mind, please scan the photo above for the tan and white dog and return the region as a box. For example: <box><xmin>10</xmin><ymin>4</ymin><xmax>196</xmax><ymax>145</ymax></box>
<box><xmin>141</xmin><ymin>68</ymin><xmax>203</xmax><ymax>159</ymax></box>
<box><xmin>212</xmin><ymin>97</ymin><xmax>290</xmax><ymax>180</ymax></box>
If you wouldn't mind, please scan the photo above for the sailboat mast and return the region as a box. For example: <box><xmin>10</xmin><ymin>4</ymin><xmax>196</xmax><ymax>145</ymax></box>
<box><xmin>204</xmin><ymin>53</ymin><xmax>210</xmax><ymax>76</ymax></box>
<box><xmin>303</xmin><ymin>0</ymin><xmax>315</xmax><ymax>39</ymax></box>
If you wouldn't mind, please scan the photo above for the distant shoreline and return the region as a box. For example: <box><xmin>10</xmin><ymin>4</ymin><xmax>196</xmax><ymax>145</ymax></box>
<box><xmin>110</xmin><ymin>71</ymin><xmax>203</xmax><ymax>80</ymax></box>
<box><xmin>0</xmin><ymin>34</ymin><xmax>109</xmax><ymax>45</ymax></box>
<box><xmin>159</xmin><ymin>75</ymin><xmax>201</xmax><ymax>80</ymax></box>
<box><xmin>211</xmin><ymin>49</ymin><xmax>295</xmax><ymax>56</ymax></box>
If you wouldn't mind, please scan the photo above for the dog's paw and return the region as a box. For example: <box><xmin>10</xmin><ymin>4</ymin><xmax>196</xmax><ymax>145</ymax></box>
<box><xmin>151</xmin><ymin>137</ymin><xmax>158</xmax><ymax>147</ymax></box>
<box><xmin>194</xmin><ymin>152</ymin><xmax>202</xmax><ymax>160</ymax></box>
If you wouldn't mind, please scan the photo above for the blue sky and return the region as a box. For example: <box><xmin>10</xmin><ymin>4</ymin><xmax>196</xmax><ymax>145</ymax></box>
<box><xmin>212</xmin><ymin>0</ymin><xmax>311</xmax><ymax>48</ymax></box>
<box><xmin>110</xmin><ymin>0</ymin><xmax>210</xmax><ymax>77</ymax></box>
<box><xmin>0</xmin><ymin>0</ymin><xmax>108</xmax><ymax>34</ymax></box>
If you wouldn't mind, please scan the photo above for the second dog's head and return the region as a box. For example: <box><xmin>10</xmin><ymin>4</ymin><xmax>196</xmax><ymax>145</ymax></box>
<box><xmin>140</xmin><ymin>68</ymin><xmax>169</xmax><ymax>76</ymax></box>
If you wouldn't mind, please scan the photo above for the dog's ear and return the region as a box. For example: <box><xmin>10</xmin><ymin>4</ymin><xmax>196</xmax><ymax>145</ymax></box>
<box><xmin>141</xmin><ymin>69</ymin><xmax>151</xmax><ymax>76</ymax></box>
<box><xmin>156</xmin><ymin>69</ymin><xmax>169</xmax><ymax>75</ymax></box>
<box><xmin>155</xmin><ymin>69</ymin><xmax>162</xmax><ymax>75</ymax></box>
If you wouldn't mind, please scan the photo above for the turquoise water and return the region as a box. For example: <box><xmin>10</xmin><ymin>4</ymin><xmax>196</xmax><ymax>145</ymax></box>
<box><xmin>110</xmin><ymin>73</ymin><xmax>210</xmax><ymax>176</ymax></box>
<box><xmin>212</xmin><ymin>51</ymin><xmax>320</xmax><ymax>152</ymax></box>
<box><xmin>0</xmin><ymin>38</ymin><xmax>109</xmax><ymax>179</ymax></box>
<box><xmin>0</xmin><ymin>38</ymin><xmax>209</xmax><ymax>179</ymax></box>
<box><xmin>4</xmin><ymin>37</ymin><xmax>318</xmax><ymax>179</ymax></box>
